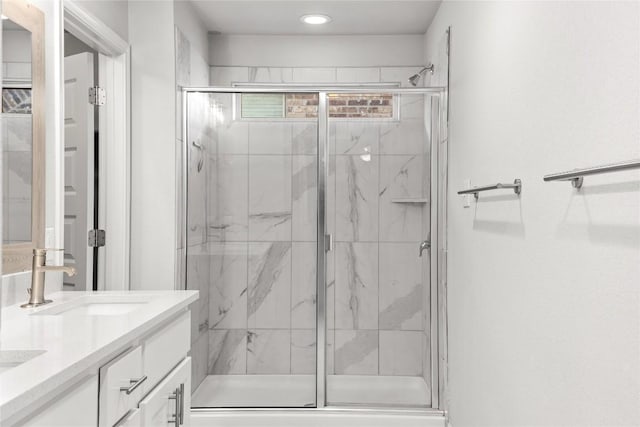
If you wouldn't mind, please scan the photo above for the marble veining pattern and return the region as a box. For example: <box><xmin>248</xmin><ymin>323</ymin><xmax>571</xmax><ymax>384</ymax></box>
<box><xmin>247</xmin><ymin>242</ymin><xmax>292</xmax><ymax>328</ymax></box>
<box><xmin>335</xmin><ymin>155</ymin><xmax>379</xmax><ymax>242</ymax></box>
<box><xmin>249</xmin><ymin>156</ymin><xmax>292</xmax><ymax>241</ymax></box>
<box><xmin>291</xmin><ymin>330</ymin><xmax>316</xmax><ymax>374</ymax></box>
<box><xmin>379</xmin><ymin>155</ymin><xmax>424</xmax><ymax>242</ymax></box>
<box><xmin>292</xmin><ymin>156</ymin><xmax>317</xmax><ymax>241</ymax></box>
<box><xmin>187</xmin><ymin>246</ymin><xmax>211</xmax><ymax>343</ymax></box>
<box><xmin>248</xmin><ymin>67</ymin><xmax>293</xmax><ymax>83</ymax></box>
<box><xmin>247</xmin><ymin>329</ymin><xmax>291</xmax><ymax>374</ymax></box>
<box><xmin>292</xmin><ymin>123</ymin><xmax>317</xmax><ymax>155</ymax></box>
<box><xmin>331</xmin><ymin>122</ymin><xmax>379</xmax><ymax>155</ymax></box>
<box><xmin>208</xmin><ymin>155</ymin><xmax>248</xmax><ymax>241</ymax></box>
<box><xmin>209</xmin><ymin>329</ymin><xmax>247</xmax><ymax>375</ymax></box>
<box><xmin>379</xmin><ymin>120</ymin><xmax>426</xmax><ymax>155</ymax></box>
<box><xmin>291</xmin><ymin>243</ymin><xmax>317</xmax><ymax>329</ymax></box>
<box><xmin>209</xmin><ymin>243</ymin><xmax>248</xmax><ymax>329</ymax></box>
<box><xmin>334</xmin><ymin>330</ymin><xmax>378</xmax><ymax>375</ymax></box>
<box><xmin>335</xmin><ymin>243</ymin><xmax>378</xmax><ymax>330</ymax></box>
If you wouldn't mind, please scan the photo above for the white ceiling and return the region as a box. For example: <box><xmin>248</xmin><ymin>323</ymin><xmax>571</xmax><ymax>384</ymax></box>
<box><xmin>189</xmin><ymin>1</ymin><xmax>442</xmax><ymax>35</ymax></box>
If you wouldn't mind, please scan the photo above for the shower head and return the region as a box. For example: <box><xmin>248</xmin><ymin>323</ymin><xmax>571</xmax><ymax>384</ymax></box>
<box><xmin>408</xmin><ymin>64</ymin><xmax>435</xmax><ymax>86</ymax></box>
<box><xmin>408</xmin><ymin>73</ymin><xmax>422</xmax><ymax>86</ymax></box>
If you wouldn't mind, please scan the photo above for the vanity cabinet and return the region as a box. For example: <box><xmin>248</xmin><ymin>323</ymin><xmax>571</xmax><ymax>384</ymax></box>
<box><xmin>103</xmin><ymin>311</ymin><xmax>191</xmax><ymax>427</ymax></box>
<box><xmin>12</xmin><ymin>311</ymin><xmax>192</xmax><ymax>427</ymax></box>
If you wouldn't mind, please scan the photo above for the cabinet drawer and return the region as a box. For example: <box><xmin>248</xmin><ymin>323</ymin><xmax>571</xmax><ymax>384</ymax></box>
<box><xmin>21</xmin><ymin>375</ymin><xmax>98</xmax><ymax>426</ymax></box>
<box><xmin>99</xmin><ymin>346</ymin><xmax>145</xmax><ymax>427</ymax></box>
<box><xmin>139</xmin><ymin>357</ymin><xmax>191</xmax><ymax>427</ymax></box>
<box><xmin>142</xmin><ymin>312</ymin><xmax>190</xmax><ymax>393</ymax></box>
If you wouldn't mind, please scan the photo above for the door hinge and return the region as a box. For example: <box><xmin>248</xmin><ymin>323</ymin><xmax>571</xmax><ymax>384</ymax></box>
<box><xmin>88</xmin><ymin>86</ymin><xmax>106</xmax><ymax>106</ymax></box>
<box><xmin>88</xmin><ymin>229</ymin><xmax>106</xmax><ymax>247</ymax></box>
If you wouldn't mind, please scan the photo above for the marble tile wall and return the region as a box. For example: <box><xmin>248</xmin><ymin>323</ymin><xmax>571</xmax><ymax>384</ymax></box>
<box><xmin>206</xmin><ymin>112</ymin><xmax>319</xmax><ymax>376</ymax></box>
<box><xmin>205</xmin><ymin>66</ymin><xmax>432</xmax><ymax>379</ymax></box>
<box><xmin>327</xmin><ymin>94</ymin><xmax>429</xmax><ymax>378</ymax></box>
<box><xmin>176</xmin><ymin>27</ymin><xmax>213</xmax><ymax>393</ymax></box>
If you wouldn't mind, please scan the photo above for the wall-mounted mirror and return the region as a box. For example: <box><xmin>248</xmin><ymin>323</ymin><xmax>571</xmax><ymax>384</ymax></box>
<box><xmin>2</xmin><ymin>0</ymin><xmax>45</xmax><ymax>273</ymax></box>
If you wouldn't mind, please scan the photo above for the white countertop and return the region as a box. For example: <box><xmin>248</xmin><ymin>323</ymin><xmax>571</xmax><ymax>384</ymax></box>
<box><xmin>0</xmin><ymin>290</ymin><xmax>198</xmax><ymax>422</ymax></box>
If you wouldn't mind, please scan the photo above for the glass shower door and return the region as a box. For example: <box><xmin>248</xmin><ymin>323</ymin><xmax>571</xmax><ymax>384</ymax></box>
<box><xmin>323</xmin><ymin>91</ymin><xmax>433</xmax><ymax>408</ymax></box>
<box><xmin>185</xmin><ymin>91</ymin><xmax>319</xmax><ymax>408</ymax></box>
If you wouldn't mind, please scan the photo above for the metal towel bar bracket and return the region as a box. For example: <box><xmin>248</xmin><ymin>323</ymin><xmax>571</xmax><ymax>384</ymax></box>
<box><xmin>543</xmin><ymin>159</ymin><xmax>640</xmax><ymax>189</ymax></box>
<box><xmin>457</xmin><ymin>179</ymin><xmax>522</xmax><ymax>200</ymax></box>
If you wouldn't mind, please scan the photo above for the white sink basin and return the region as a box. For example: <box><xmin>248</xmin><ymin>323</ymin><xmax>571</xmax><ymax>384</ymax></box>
<box><xmin>31</xmin><ymin>295</ymin><xmax>151</xmax><ymax>317</ymax></box>
<box><xmin>0</xmin><ymin>350</ymin><xmax>46</xmax><ymax>375</ymax></box>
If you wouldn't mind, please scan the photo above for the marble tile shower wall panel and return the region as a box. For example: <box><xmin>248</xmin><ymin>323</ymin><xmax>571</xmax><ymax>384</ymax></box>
<box><xmin>207</xmin><ymin>116</ymin><xmax>320</xmax><ymax>375</ymax></box>
<box><xmin>208</xmin><ymin>155</ymin><xmax>248</xmax><ymax>241</ymax></box>
<box><xmin>334</xmin><ymin>155</ymin><xmax>379</xmax><ymax>242</ymax></box>
<box><xmin>209</xmin><ymin>242</ymin><xmax>247</xmax><ymax>330</ymax></box>
<box><xmin>330</xmin><ymin>108</ymin><xmax>427</xmax><ymax>376</ymax></box>
<box><xmin>177</xmin><ymin>26</ymin><xmax>214</xmax><ymax>391</ymax></box>
<box><xmin>379</xmin><ymin>155</ymin><xmax>424</xmax><ymax>242</ymax></box>
<box><xmin>248</xmin><ymin>156</ymin><xmax>292</xmax><ymax>241</ymax></box>
<box><xmin>209</xmin><ymin>329</ymin><xmax>247</xmax><ymax>374</ymax></box>
<box><xmin>247</xmin><ymin>242</ymin><xmax>292</xmax><ymax>329</ymax></box>
<box><xmin>203</xmin><ymin>68</ymin><xmax>433</xmax><ymax>377</ymax></box>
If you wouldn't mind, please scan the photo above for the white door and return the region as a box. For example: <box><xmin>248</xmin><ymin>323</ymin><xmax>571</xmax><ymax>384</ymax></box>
<box><xmin>64</xmin><ymin>52</ymin><xmax>94</xmax><ymax>291</ymax></box>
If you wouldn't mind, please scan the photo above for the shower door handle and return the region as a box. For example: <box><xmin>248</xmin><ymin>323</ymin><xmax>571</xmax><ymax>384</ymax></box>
<box><xmin>325</xmin><ymin>234</ymin><xmax>333</xmax><ymax>252</ymax></box>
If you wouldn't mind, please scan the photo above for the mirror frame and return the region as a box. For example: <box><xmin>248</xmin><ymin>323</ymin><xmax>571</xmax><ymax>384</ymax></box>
<box><xmin>2</xmin><ymin>0</ymin><xmax>45</xmax><ymax>274</ymax></box>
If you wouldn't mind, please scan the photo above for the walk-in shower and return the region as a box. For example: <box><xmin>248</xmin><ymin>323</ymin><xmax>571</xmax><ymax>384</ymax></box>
<box><xmin>182</xmin><ymin>85</ymin><xmax>448</xmax><ymax>412</ymax></box>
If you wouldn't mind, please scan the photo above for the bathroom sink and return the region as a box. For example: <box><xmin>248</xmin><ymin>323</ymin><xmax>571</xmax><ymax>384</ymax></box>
<box><xmin>31</xmin><ymin>295</ymin><xmax>151</xmax><ymax>317</ymax></box>
<box><xmin>0</xmin><ymin>350</ymin><xmax>46</xmax><ymax>375</ymax></box>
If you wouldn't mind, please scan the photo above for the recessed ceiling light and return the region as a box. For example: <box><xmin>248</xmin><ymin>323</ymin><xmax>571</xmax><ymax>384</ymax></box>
<box><xmin>300</xmin><ymin>14</ymin><xmax>332</xmax><ymax>25</ymax></box>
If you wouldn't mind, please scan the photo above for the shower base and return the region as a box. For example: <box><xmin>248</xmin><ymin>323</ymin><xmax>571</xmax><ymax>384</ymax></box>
<box><xmin>192</xmin><ymin>374</ymin><xmax>431</xmax><ymax>408</ymax></box>
<box><xmin>192</xmin><ymin>411</ymin><xmax>445</xmax><ymax>427</ymax></box>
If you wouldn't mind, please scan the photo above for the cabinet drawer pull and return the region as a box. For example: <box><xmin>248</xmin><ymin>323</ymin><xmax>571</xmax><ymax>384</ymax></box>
<box><xmin>119</xmin><ymin>375</ymin><xmax>147</xmax><ymax>395</ymax></box>
<box><xmin>168</xmin><ymin>388</ymin><xmax>180</xmax><ymax>427</ymax></box>
<box><xmin>179</xmin><ymin>383</ymin><xmax>185</xmax><ymax>425</ymax></box>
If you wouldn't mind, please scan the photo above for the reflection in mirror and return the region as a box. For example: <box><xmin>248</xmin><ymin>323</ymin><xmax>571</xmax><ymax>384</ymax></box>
<box><xmin>2</xmin><ymin>17</ymin><xmax>33</xmax><ymax>244</ymax></box>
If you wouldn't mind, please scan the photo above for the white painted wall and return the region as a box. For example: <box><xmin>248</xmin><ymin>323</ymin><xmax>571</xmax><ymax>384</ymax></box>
<box><xmin>72</xmin><ymin>0</ymin><xmax>128</xmax><ymax>42</ymax></box>
<box><xmin>424</xmin><ymin>1</ymin><xmax>640</xmax><ymax>425</ymax></box>
<box><xmin>128</xmin><ymin>0</ymin><xmax>176</xmax><ymax>291</ymax></box>
<box><xmin>209</xmin><ymin>34</ymin><xmax>425</xmax><ymax>67</ymax></box>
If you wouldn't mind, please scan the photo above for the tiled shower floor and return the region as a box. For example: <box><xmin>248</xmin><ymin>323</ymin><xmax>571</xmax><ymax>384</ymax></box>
<box><xmin>192</xmin><ymin>375</ymin><xmax>431</xmax><ymax>408</ymax></box>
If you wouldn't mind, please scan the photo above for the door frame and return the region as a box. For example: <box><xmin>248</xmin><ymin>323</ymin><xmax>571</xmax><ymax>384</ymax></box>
<box><xmin>183</xmin><ymin>86</ymin><xmax>447</xmax><ymax>413</ymax></box>
<box><xmin>62</xmin><ymin>0</ymin><xmax>130</xmax><ymax>290</ymax></box>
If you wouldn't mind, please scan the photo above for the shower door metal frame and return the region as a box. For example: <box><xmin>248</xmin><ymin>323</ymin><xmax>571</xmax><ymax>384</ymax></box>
<box><xmin>182</xmin><ymin>86</ymin><xmax>447</xmax><ymax>414</ymax></box>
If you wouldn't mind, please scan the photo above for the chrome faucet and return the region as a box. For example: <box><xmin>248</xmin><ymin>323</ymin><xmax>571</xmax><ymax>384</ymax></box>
<box><xmin>419</xmin><ymin>239</ymin><xmax>431</xmax><ymax>257</ymax></box>
<box><xmin>21</xmin><ymin>249</ymin><xmax>77</xmax><ymax>308</ymax></box>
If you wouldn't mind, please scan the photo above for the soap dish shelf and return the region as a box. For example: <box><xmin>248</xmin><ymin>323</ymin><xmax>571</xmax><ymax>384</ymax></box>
<box><xmin>390</xmin><ymin>198</ymin><xmax>429</xmax><ymax>204</ymax></box>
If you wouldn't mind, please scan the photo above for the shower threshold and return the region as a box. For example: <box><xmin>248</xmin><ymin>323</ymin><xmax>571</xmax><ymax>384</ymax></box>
<box><xmin>192</xmin><ymin>374</ymin><xmax>431</xmax><ymax>408</ymax></box>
